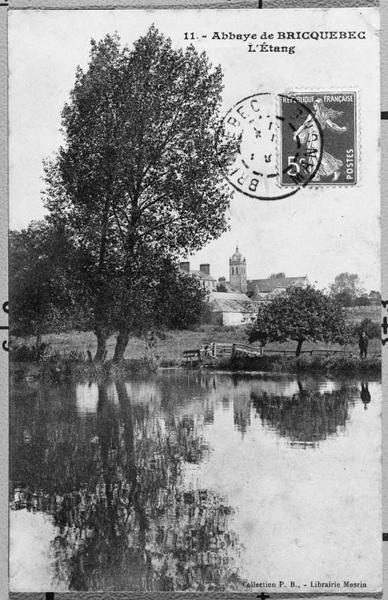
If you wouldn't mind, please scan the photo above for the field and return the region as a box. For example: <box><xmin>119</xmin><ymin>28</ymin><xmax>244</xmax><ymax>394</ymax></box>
<box><xmin>18</xmin><ymin>320</ymin><xmax>381</xmax><ymax>364</ymax></box>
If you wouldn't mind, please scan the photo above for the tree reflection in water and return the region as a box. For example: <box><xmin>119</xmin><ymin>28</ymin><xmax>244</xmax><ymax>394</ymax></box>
<box><xmin>10</xmin><ymin>379</ymin><xmax>243</xmax><ymax>591</ymax></box>
<box><xmin>251</xmin><ymin>380</ymin><xmax>357</xmax><ymax>448</ymax></box>
<box><xmin>10</xmin><ymin>372</ymin><xmax>365</xmax><ymax>590</ymax></box>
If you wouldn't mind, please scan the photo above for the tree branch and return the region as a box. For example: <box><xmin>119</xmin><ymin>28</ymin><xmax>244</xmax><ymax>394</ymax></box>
<box><xmin>140</xmin><ymin>215</ymin><xmax>181</xmax><ymax>240</ymax></box>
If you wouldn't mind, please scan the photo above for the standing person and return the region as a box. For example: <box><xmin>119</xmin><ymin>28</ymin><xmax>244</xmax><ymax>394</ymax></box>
<box><xmin>359</xmin><ymin>331</ymin><xmax>369</xmax><ymax>358</ymax></box>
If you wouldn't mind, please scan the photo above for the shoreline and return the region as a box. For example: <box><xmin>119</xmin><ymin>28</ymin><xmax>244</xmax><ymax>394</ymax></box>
<box><xmin>10</xmin><ymin>352</ymin><xmax>381</xmax><ymax>384</ymax></box>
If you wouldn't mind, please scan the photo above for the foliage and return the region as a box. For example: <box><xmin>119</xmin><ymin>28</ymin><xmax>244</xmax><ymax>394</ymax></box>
<box><xmin>43</xmin><ymin>29</ymin><xmax>233</xmax><ymax>361</ymax></box>
<box><xmin>353</xmin><ymin>294</ymin><xmax>371</xmax><ymax>307</ymax></box>
<box><xmin>247</xmin><ymin>285</ymin><xmax>349</xmax><ymax>356</ymax></box>
<box><xmin>332</xmin><ymin>289</ymin><xmax>355</xmax><ymax>307</ymax></box>
<box><xmin>329</xmin><ymin>272</ymin><xmax>365</xmax><ymax>306</ymax></box>
<box><xmin>368</xmin><ymin>290</ymin><xmax>381</xmax><ymax>305</ymax></box>
<box><xmin>222</xmin><ymin>353</ymin><xmax>380</xmax><ymax>376</ymax></box>
<box><xmin>216</xmin><ymin>282</ymin><xmax>228</xmax><ymax>292</ymax></box>
<box><xmin>351</xmin><ymin>317</ymin><xmax>380</xmax><ymax>340</ymax></box>
<box><xmin>9</xmin><ymin>221</ymin><xmax>89</xmax><ymax>347</ymax></box>
<box><xmin>289</xmin><ymin>353</ymin><xmax>381</xmax><ymax>375</ymax></box>
<box><xmin>198</xmin><ymin>301</ymin><xmax>214</xmax><ymax>325</ymax></box>
<box><xmin>152</xmin><ymin>261</ymin><xmax>209</xmax><ymax>331</ymax></box>
<box><xmin>107</xmin><ymin>254</ymin><xmax>209</xmax><ymax>361</ymax></box>
<box><xmin>269</xmin><ymin>272</ymin><xmax>285</xmax><ymax>279</ymax></box>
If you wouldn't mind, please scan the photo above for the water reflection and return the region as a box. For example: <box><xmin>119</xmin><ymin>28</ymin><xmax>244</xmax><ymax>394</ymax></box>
<box><xmin>10</xmin><ymin>377</ymin><xmax>241</xmax><ymax>591</ymax></box>
<box><xmin>360</xmin><ymin>381</ymin><xmax>372</xmax><ymax>410</ymax></box>
<box><xmin>9</xmin><ymin>371</ymin><xmax>381</xmax><ymax>591</ymax></box>
<box><xmin>251</xmin><ymin>379</ymin><xmax>356</xmax><ymax>448</ymax></box>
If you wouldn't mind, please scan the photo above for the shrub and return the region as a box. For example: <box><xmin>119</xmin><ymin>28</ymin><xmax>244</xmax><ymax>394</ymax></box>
<box><xmin>159</xmin><ymin>358</ymin><xmax>180</xmax><ymax>367</ymax></box>
<box><xmin>11</xmin><ymin>344</ymin><xmax>36</xmax><ymax>362</ymax></box>
<box><xmin>229</xmin><ymin>354</ymin><xmax>283</xmax><ymax>372</ymax></box>
<box><xmin>11</xmin><ymin>342</ymin><xmax>51</xmax><ymax>362</ymax></box>
<box><xmin>216</xmin><ymin>352</ymin><xmax>380</xmax><ymax>376</ymax></box>
<box><xmin>352</xmin><ymin>318</ymin><xmax>380</xmax><ymax>339</ymax></box>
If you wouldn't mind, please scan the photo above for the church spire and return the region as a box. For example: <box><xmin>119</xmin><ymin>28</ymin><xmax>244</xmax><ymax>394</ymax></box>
<box><xmin>229</xmin><ymin>245</ymin><xmax>247</xmax><ymax>293</ymax></box>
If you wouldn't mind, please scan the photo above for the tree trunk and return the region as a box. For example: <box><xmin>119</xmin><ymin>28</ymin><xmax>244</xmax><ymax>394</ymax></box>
<box><xmin>35</xmin><ymin>333</ymin><xmax>41</xmax><ymax>359</ymax></box>
<box><xmin>95</xmin><ymin>327</ymin><xmax>108</xmax><ymax>362</ymax></box>
<box><xmin>113</xmin><ymin>330</ymin><xmax>130</xmax><ymax>363</ymax></box>
<box><xmin>296</xmin><ymin>339</ymin><xmax>304</xmax><ymax>357</ymax></box>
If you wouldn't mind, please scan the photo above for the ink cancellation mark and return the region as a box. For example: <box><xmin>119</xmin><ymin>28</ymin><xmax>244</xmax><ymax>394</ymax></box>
<box><xmin>221</xmin><ymin>92</ymin><xmax>323</xmax><ymax>201</ymax></box>
<box><xmin>280</xmin><ymin>91</ymin><xmax>357</xmax><ymax>186</ymax></box>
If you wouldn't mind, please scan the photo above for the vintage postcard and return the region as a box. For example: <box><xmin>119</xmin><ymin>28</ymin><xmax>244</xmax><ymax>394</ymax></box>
<box><xmin>7</xmin><ymin>6</ymin><xmax>381</xmax><ymax>594</ymax></box>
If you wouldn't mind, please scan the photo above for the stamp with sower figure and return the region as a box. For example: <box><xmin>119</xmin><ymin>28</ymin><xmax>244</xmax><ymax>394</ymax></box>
<box><xmin>280</xmin><ymin>92</ymin><xmax>357</xmax><ymax>186</ymax></box>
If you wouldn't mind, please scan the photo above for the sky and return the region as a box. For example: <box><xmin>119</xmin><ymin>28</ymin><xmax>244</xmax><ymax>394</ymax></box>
<box><xmin>8</xmin><ymin>7</ymin><xmax>380</xmax><ymax>290</ymax></box>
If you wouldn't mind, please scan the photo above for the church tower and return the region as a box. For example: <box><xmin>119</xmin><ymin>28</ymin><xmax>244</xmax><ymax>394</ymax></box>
<box><xmin>229</xmin><ymin>246</ymin><xmax>247</xmax><ymax>293</ymax></box>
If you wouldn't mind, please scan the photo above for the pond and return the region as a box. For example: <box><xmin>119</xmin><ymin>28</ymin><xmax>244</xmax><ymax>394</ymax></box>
<box><xmin>9</xmin><ymin>369</ymin><xmax>381</xmax><ymax>592</ymax></box>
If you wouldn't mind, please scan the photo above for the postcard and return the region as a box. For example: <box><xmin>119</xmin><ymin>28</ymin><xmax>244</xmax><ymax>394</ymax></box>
<box><xmin>7</xmin><ymin>5</ymin><xmax>381</xmax><ymax>594</ymax></box>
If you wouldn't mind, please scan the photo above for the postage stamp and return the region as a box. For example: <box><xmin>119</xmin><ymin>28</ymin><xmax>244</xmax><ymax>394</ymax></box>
<box><xmin>280</xmin><ymin>91</ymin><xmax>357</xmax><ymax>186</ymax></box>
<box><xmin>221</xmin><ymin>92</ymin><xmax>324</xmax><ymax>201</ymax></box>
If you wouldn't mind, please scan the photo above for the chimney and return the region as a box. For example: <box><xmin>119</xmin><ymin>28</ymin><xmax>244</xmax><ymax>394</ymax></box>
<box><xmin>200</xmin><ymin>263</ymin><xmax>210</xmax><ymax>275</ymax></box>
<box><xmin>180</xmin><ymin>261</ymin><xmax>190</xmax><ymax>273</ymax></box>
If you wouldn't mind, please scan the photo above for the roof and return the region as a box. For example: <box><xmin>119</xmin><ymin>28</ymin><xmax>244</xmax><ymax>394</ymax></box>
<box><xmin>209</xmin><ymin>292</ymin><xmax>253</xmax><ymax>313</ymax></box>
<box><xmin>179</xmin><ymin>267</ymin><xmax>216</xmax><ymax>281</ymax></box>
<box><xmin>247</xmin><ymin>276</ymin><xmax>307</xmax><ymax>293</ymax></box>
<box><xmin>190</xmin><ymin>270</ymin><xmax>216</xmax><ymax>282</ymax></box>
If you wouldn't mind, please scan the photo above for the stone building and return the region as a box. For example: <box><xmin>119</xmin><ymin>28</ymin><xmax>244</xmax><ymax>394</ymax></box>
<box><xmin>229</xmin><ymin>246</ymin><xmax>247</xmax><ymax>293</ymax></box>
<box><xmin>179</xmin><ymin>261</ymin><xmax>217</xmax><ymax>293</ymax></box>
<box><xmin>179</xmin><ymin>248</ymin><xmax>307</xmax><ymax>325</ymax></box>
<box><xmin>209</xmin><ymin>291</ymin><xmax>253</xmax><ymax>326</ymax></box>
<box><xmin>247</xmin><ymin>275</ymin><xmax>308</xmax><ymax>299</ymax></box>
<box><xmin>218</xmin><ymin>246</ymin><xmax>307</xmax><ymax>300</ymax></box>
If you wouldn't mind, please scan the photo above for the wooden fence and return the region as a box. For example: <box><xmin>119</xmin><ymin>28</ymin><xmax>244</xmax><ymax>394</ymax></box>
<box><xmin>182</xmin><ymin>342</ymin><xmax>381</xmax><ymax>364</ymax></box>
<box><xmin>182</xmin><ymin>342</ymin><xmax>262</xmax><ymax>364</ymax></box>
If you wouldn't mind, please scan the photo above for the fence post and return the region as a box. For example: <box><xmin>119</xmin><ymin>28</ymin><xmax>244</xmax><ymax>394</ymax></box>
<box><xmin>232</xmin><ymin>343</ymin><xmax>236</xmax><ymax>357</ymax></box>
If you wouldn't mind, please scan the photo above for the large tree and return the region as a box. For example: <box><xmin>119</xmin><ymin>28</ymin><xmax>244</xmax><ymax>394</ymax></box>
<box><xmin>248</xmin><ymin>285</ymin><xmax>348</xmax><ymax>356</ymax></box>
<box><xmin>44</xmin><ymin>29</ymin><xmax>232</xmax><ymax>361</ymax></box>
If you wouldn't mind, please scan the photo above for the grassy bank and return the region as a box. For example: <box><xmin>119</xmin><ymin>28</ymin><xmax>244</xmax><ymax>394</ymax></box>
<box><xmin>12</xmin><ymin>324</ymin><xmax>381</xmax><ymax>363</ymax></box>
<box><xmin>11</xmin><ymin>324</ymin><xmax>381</xmax><ymax>380</ymax></box>
<box><xmin>221</xmin><ymin>353</ymin><xmax>381</xmax><ymax>377</ymax></box>
<box><xmin>10</xmin><ymin>356</ymin><xmax>160</xmax><ymax>385</ymax></box>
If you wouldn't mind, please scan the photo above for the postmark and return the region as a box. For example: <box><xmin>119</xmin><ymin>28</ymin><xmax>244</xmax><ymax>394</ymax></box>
<box><xmin>220</xmin><ymin>92</ymin><xmax>323</xmax><ymax>201</ymax></box>
<box><xmin>280</xmin><ymin>91</ymin><xmax>357</xmax><ymax>186</ymax></box>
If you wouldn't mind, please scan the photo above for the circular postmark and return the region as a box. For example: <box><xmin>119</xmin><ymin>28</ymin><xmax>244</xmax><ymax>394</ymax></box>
<box><xmin>219</xmin><ymin>92</ymin><xmax>323</xmax><ymax>201</ymax></box>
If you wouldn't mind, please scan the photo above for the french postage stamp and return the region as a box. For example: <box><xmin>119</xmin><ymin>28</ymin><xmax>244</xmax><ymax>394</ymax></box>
<box><xmin>280</xmin><ymin>91</ymin><xmax>357</xmax><ymax>186</ymax></box>
<box><xmin>221</xmin><ymin>92</ymin><xmax>324</xmax><ymax>201</ymax></box>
